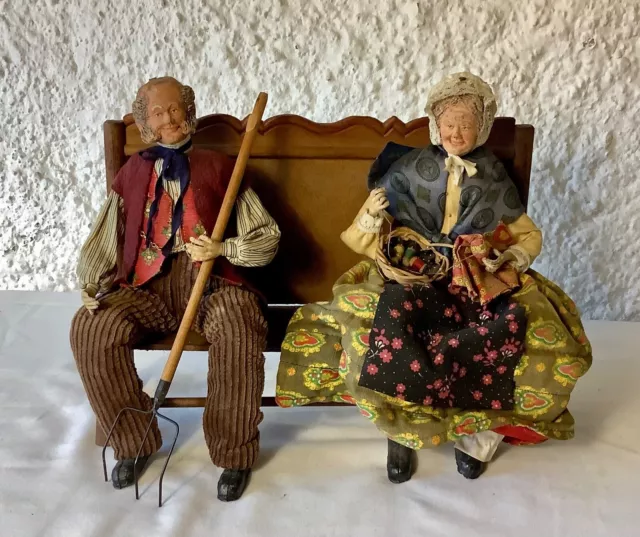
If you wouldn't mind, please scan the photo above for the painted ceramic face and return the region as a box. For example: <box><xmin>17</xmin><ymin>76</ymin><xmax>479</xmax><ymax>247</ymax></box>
<box><xmin>144</xmin><ymin>81</ymin><xmax>189</xmax><ymax>145</ymax></box>
<box><xmin>437</xmin><ymin>103</ymin><xmax>479</xmax><ymax>157</ymax></box>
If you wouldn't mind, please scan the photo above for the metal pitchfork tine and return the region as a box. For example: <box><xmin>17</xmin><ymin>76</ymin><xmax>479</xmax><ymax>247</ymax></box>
<box><xmin>101</xmin><ymin>91</ymin><xmax>269</xmax><ymax>507</ymax></box>
<box><xmin>101</xmin><ymin>398</ymin><xmax>180</xmax><ymax>505</ymax></box>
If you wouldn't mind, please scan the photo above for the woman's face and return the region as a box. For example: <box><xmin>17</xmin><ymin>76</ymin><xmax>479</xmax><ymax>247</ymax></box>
<box><xmin>437</xmin><ymin>103</ymin><xmax>479</xmax><ymax>156</ymax></box>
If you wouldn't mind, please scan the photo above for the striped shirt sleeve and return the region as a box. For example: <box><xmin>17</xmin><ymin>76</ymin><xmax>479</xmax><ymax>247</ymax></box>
<box><xmin>76</xmin><ymin>191</ymin><xmax>123</xmax><ymax>293</ymax></box>
<box><xmin>221</xmin><ymin>188</ymin><xmax>281</xmax><ymax>267</ymax></box>
<box><xmin>77</xmin><ymin>180</ymin><xmax>279</xmax><ymax>290</ymax></box>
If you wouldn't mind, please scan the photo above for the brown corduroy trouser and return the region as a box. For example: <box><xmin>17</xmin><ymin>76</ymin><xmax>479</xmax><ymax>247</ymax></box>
<box><xmin>70</xmin><ymin>253</ymin><xmax>267</xmax><ymax>469</ymax></box>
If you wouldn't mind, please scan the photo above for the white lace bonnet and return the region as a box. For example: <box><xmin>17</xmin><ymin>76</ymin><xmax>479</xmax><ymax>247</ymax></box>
<box><xmin>425</xmin><ymin>72</ymin><xmax>498</xmax><ymax>149</ymax></box>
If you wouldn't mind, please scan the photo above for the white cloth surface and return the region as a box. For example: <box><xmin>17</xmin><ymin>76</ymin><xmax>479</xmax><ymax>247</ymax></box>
<box><xmin>0</xmin><ymin>291</ymin><xmax>638</xmax><ymax>537</ymax></box>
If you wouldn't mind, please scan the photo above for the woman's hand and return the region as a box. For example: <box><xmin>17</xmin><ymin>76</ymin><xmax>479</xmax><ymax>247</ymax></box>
<box><xmin>185</xmin><ymin>235</ymin><xmax>223</xmax><ymax>262</ymax></box>
<box><xmin>362</xmin><ymin>187</ymin><xmax>389</xmax><ymax>218</ymax></box>
<box><xmin>482</xmin><ymin>249</ymin><xmax>517</xmax><ymax>273</ymax></box>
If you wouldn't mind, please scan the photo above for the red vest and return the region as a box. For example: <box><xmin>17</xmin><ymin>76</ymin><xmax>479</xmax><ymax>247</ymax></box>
<box><xmin>111</xmin><ymin>149</ymin><xmax>252</xmax><ymax>291</ymax></box>
<box><xmin>131</xmin><ymin>167</ymin><xmax>209</xmax><ymax>286</ymax></box>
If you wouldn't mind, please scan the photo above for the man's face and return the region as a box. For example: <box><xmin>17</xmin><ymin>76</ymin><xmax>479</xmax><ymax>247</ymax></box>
<box><xmin>144</xmin><ymin>82</ymin><xmax>189</xmax><ymax>145</ymax></box>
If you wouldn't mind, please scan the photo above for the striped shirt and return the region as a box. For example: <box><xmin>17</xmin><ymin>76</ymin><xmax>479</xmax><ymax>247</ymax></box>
<box><xmin>77</xmin><ymin>161</ymin><xmax>280</xmax><ymax>293</ymax></box>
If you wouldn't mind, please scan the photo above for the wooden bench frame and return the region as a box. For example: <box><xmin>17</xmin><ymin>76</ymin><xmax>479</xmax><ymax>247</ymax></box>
<box><xmin>95</xmin><ymin>113</ymin><xmax>534</xmax><ymax>446</ymax></box>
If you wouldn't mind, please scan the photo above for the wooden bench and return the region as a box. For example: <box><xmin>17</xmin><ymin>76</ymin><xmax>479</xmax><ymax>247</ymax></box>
<box><xmin>95</xmin><ymin>113</ymin><xmax>534</xmax><ymax>446</ymax></box>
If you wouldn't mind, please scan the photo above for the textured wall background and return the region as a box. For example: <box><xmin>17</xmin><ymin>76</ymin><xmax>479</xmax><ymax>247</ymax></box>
<box><xmin>0</xmin><ymin>0</ymin><xmax>638</xmax><ymax>320</ymax></box>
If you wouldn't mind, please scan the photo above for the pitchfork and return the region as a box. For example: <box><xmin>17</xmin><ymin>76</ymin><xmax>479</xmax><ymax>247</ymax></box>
<box><xmin>101</xmin><ymin>92</ymin><xmax>268</xmax><ymax>507</ymax></box>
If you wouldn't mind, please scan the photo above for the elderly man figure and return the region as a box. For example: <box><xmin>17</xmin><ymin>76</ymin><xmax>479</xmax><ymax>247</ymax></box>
<box><xmin>70</xmin><ymin>76</ymin><xmax>280</xmax><ymax>501</ymax></box>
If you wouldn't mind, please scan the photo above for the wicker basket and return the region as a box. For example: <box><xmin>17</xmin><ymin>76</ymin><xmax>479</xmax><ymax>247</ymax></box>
<box><xmin>376</xmin><ymin>227</ymin><xmax>452</xmax><ymax>285</ymax></box>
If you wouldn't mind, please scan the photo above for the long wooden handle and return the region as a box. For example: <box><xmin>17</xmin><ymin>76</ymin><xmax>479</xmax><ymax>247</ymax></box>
<box><xmin>153</xmin><ymin>92</ymin><xmax>268</xmax><ymax>405</ymax></box>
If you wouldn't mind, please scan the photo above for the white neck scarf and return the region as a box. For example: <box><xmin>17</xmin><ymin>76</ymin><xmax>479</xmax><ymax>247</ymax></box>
<box><xmin>444</xmin><ymin>154</ymin><xmax>477</xmax><ymax>186</ymax></box>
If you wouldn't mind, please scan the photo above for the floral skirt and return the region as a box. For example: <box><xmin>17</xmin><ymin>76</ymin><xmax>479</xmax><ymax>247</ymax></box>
<box><xmin>358</xmin><ymin>281</ymin><xmax>527</xmax><ymax>411</ymax></box>
<box><xmin>275</xmin><ymin>260</ymin><xmax>592</xmax><ymax>450</ymax></box>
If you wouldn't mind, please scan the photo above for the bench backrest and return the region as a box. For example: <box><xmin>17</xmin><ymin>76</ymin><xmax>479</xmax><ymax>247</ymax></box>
<box><xmin>104</xmin><ymin>114</ymin><xmax>534</xmax><ymax>304</ymax></box>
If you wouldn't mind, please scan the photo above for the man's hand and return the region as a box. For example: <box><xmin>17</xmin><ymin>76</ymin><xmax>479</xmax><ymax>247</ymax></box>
<box><xmin>482</xmin><ymin>249</ymin><xmax>517</xmax><ymax>273</ymax></box>
<box><xmin>362</xmin><ymin>187</ymin><xmax>390</xmax><ymax>218</ymax></box>
<box><xmin>81</xmin><ymin>285</ymin><xmax>100</xmax><ymax>313</ymax></box>
<box><xmin>185</xmin><ymin>235</ymin><xmax>223</xmax><ymax>262</ymax></box>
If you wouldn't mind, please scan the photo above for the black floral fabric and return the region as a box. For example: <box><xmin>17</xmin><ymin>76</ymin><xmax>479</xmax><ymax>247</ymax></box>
<box><xmin>358</xmin><ymin>281</ymin><xmax>527</xmax><ymax>410</ymax></box>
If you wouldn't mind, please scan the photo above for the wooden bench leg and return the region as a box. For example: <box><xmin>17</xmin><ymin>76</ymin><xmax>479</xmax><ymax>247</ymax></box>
<box><xmin>95</xmin><ymin>419</ymin><xmax>107</xmax><ymax>447</ymax></box>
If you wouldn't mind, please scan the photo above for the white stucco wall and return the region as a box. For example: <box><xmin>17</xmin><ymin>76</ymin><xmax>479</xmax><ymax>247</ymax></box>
<box><xmin>1</xmin><ymin>0</ymin><xmax>638</xmax><ymax>320</ymax></box>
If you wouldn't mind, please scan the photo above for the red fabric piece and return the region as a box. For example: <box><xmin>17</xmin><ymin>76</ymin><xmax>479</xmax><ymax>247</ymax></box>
<box><xmin>493</xmin><ymin>424</ymin><xmax>548</xmax><ymax>446</ymax></box>
<box><xmin>449</xmin><ymin>221</ymin><xmax>520</xmax><ymax>305</ymax></box>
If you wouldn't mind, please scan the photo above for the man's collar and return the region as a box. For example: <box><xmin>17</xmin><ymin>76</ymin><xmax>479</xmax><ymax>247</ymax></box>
<box><xmin>157</xmin><ymin>135</ymin><xmax>192</xmax><ymax>151</ymax></box>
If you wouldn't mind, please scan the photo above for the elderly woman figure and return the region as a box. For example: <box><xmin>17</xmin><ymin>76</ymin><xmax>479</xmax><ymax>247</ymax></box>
<box><xmin>70</xmin><ymin>76</ymin><xmax>280</xmax><ymax>501</ymax></box>
<box><xmin>276</xmin><ymin>72</ymin><xmax>592</xmax><ymax>483</ymax></box>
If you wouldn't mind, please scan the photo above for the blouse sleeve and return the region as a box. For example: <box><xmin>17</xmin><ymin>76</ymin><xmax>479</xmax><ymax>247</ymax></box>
<box><xmin>506</xmin><ymin>213</ymin><xmax>543</xmax><ymax>271</ymax></box>
<box><xmin>340</xmin><ymin>206</ymin><xmax>385</xmax><ymax>260</ymax></box>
